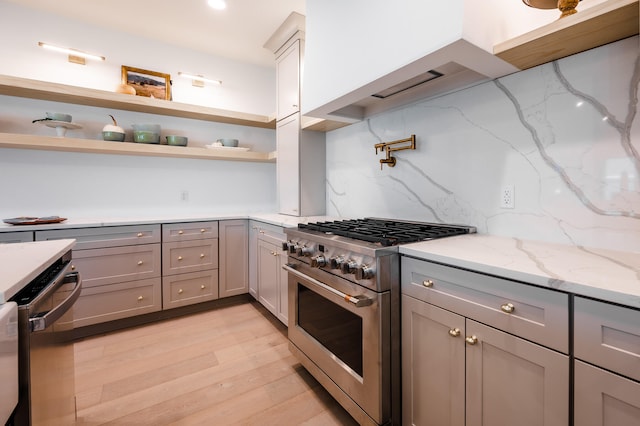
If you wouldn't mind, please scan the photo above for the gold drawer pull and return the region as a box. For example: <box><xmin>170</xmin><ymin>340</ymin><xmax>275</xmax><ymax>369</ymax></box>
<box><xmin>422</xmin><ymin>279</ymin><xmax>434</xmax><ymax>288</ymax></box>
<box><xmin>200</xmin><ymin>228</ymin><xmax>206</xmax><ymax>233</ymax></box>
<box><xmin>137</xmin><ymin>296</ymin><xmax>144</xmax><ymax>301</ymax></box>
<box><xmin>71</xmin><ymin>265</ymin><xmax>76</xmax><ymax>271</ymax></box>
<box><xmin>500</xmin><ymin>303</ymin><xmax>515</xmax><ymax>314</ymax></box>
<box><xmin>200</xmin><ymin>253</ymin><xmax>205</xmax><ymax>258</ymax></box>
<box><xmin>448</xmin><ymin>328</ymin><xmax>461</xmax><ymax>337</ymax></box>
<box><xmin>137</xmin><ymin>232</ymin><xmax>143</xmax><ymax>237</ymax></box>
<box><xmin>178</xmin><ymin>256</ymin><xmax>183</xmax><ymax>261</ymax></box>
<box><xmin>465</xmin><ymin>336</ymin><xmax>478</xmax><ymax>345</ymax></box>
<box><xmin>178</xmin><ymin>289</ymin><xmax>183</xmax><ymax>294</ymax></box>
<box><xmin>259</xmin><ymin>230</ymin><xmax>265</xmax><ymax>234</ymax></box>
<box><xmin>178</xmin><ymin>230</ymin><xmax>184</xmax><ymax>235</ymax></box>
<box><xmin>200</xmin><ymin>285</ymin><xmax>206</xmax><ymax>290</ymax></box>
<box><xmin>137</xmin><ymin>260</ymin><xmax>143</xmax><ymax>265</ymax></box>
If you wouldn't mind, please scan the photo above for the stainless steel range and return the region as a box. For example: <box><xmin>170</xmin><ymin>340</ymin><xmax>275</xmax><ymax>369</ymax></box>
<box><xmin>283</xmin><ymin>218</ymin><xmax>476</xmax><ymax>426</ymax></box>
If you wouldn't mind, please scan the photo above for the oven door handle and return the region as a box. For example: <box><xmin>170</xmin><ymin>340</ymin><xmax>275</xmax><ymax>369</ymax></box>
<box><xmin>29</xmin><ymin>272</ymin><xmax>82</xmax><ymax>332</ymax></box>
<box><xmin>283</xmin><ymin>264</ymin><xmax>373</xmax><ymax>308</ymax></box>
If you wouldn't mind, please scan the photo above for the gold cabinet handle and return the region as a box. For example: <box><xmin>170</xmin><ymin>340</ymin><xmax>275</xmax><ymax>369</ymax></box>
<box><xmin>200</xmin><ymin>285</ymin><xmax>206</xmax><ymax>290</ymax></box>
<box><xmin>178</xmin><ymin>230</ymin><xmax>184</xmax><ymax>235</ymax></box>
<box><xmin>500</xmin><ymin>303</ymin><xmax>515</xmax><ymax>314</ymax></box>
<box><xmin>137</xmin><ymin>260</ymin><xmax>143</xmax><ymax>265</ymax></box>
<box><xmin>71</xmin><ymin>265</ymin><xmax>76</xmax><ymax>271</ymax></box>
<box><xmin>200</xmin><ymin>228</ymin><xmax>206</xmax><ymax>233</ymax></box>
<box><xmin>178</xmin><ymin>256</ymin><xmax>183</xmax><ymax>261</ymax></box>
<box><xmin>200</xmin><ymin>253</ymin><xmax>205</xmax><ymax>258</ymax></box>
<box><xmin>259</xmin><ymin>230</ymin><xmax>265</xmax><ymax>234</ymax></box>
<box><xmin>448</xmin><ymin>328</ymin><xmax>461</xmax><ymax>337</ymax></box>
<box><xmin>137</xmin><ymin>296</ymin><xmax>144</xmax><ymax>301</ymax></box>
<box><xmin>178</xmin><ymin>289</ymin><xmax>183</xmax><ymax>294</ymax></box>
<box><xmin>422</xmin><ymin>279</ymin><xmax>434</xmax><ymax>288</ymax></box>
<box><xmin>465</xmin><ymin>335</ymin><xmax>479</xmax><ymax>345</ymax></box>
<box><xmin>137</xmin><ymin>232</ymin><xmax>143</xmax><ymax>237</ymax></box>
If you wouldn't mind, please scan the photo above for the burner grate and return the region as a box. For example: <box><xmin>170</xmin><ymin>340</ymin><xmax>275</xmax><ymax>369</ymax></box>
<box><xmin>298</xmin><ymin>218</ymin><xmax>472</xmax><ymax>246</ymax></box>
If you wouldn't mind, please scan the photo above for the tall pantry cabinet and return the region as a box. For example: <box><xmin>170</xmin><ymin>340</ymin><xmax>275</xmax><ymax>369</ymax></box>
<box><xmin>269</xmin><ymin>15</ymin><xmax>326</xmax><ymax>217</ymax></box>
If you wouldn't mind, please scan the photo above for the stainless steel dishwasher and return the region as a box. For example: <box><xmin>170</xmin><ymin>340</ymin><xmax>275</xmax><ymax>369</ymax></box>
<box><xmin>8</xmin><ymin>249</ymin><xmax>82</xmax><ymax>425</ymax></box>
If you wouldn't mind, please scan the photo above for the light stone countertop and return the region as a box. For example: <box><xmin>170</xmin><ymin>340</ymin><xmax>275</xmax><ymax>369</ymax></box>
<box><xmin>0</xmin><ymin>239</ymin><xmax>75</xmax><ymax>303</ymax></box>
<box><xmin>2</xmin><ymin>215</ymin><xmax>638</xmax><ymax>310</ymax></box>
<box><xmin>0</xmin><ymin>213</ymin><xmax>340</xmax><ymax>232</ymax></box>
<box><xmin>400</xmin><ymin>235</ymin><xmax>640</xmax><ymax>310</ymax></box>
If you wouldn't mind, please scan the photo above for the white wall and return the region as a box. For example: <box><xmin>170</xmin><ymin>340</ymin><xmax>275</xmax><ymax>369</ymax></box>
<box><xmin>0</xmin><ymin>1</ymin><xmax>277</xmax><ymax>218</ymax></box>
<box><xmin>325</xmin><ymin>36</ymin><xmax>640</xmax><ymax>253</ymax></box>
<box><xmin>0</xmin><ymin>1</ymin><xmax>275</xmax><ymax>115</ymax></box>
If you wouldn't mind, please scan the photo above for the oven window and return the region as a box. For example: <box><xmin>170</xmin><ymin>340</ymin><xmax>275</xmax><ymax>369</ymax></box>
<box><xmin>297</xmin><ymin>284</ymin><xmax>363</xmax><ymax>377</ymax></box>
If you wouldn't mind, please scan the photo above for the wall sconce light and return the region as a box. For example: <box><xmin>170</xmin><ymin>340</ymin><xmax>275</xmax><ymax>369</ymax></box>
<box><xmin>178</xmin><ymin>72</ymin><xmax>222</xmax><ymax>88</ymax></box>
<box><xmin>38</xmin><ymin>42</ymin><xmax>106</xmax><ymax>65</ymax></box>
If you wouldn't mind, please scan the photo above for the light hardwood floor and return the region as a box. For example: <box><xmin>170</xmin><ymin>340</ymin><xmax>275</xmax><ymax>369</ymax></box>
<box><xmin>73</xmin><ymin>299</ymin><xmax>358</xmax><ymax>425</ymax></box>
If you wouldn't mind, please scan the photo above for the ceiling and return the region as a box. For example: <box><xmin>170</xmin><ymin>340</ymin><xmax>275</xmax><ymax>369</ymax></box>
<box><xmin>6</xmin><ymin>0</ymin><xmax>306</xmax><ymax>68</ymax></box>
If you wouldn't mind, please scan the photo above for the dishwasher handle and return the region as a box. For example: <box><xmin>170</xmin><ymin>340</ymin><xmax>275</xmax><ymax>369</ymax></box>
<box><xmin>30</xmin><ymin>272</ymin><xmax>82</xmax><ymax>332</ymax></box>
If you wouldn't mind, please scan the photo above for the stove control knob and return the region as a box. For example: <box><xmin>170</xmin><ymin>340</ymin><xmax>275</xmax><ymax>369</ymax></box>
<box><xmin>341</xmin><ymin>260</ymin><xmax>358</xmax><ymax>275</ymax></box>
<box><xmin>282</xmin><ymin>241</ymin><xmax>294</xmax><ymax>252</ymax></box>
<box><xmin>296</xmin><ymin>245</ymin><xmax>314</xmax><ymax>257</ymax></box>
<box><xmin>329</xmin><ymin>256</ymin><xmax>345</xmax><ymax>269</ymax></box>
<box><xmin>289</xmin><ymin>244</ymin><xmax>299</xmax><ymax>254</ymax></box>
<box><xmin>310</xmin><ymin>255</ymin><xmax>327</xmax><ymax>268</ymax></box>
<box><xmin>355</xmin><ymin>264</ymin><xmax>376</xmax><ymax>280</ymax></box>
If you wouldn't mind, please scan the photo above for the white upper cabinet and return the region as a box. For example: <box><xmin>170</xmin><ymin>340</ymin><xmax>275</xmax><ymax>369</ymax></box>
<box><xmin>302</xmin><ymin>0</ymin><xmax>612</xmax><ymax>123</ymax></box>
<box><xmin>276</xmin><ymin>40</ymin><xmax>301</xmax><ymax>121</ymax></box>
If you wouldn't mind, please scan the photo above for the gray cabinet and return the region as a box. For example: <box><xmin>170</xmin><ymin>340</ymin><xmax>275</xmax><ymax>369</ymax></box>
<box><xmin>573</xmin><ymin>296</ymin><xmax>640</xmax><ymax>425</ymax></box>
<box><xmin>218</xmin><ymin>220</ymin><xmax>248</xmax><ymax>298</ymax></box>
<box><xmin>36</xmin><ymin>225</ymin><xmax>162</xmax><ymax>328</ymax></box>
<box><xmin>249</xmin><ymin>221</ymin><xmax>288</xmax><ymax>325</ymax></box>
<box><xmin>401</xmin><ymin>256</ymin><xmax>569</xmax><ymax>426</ymax></box>
<box><xmin>276</xmin><ymin>39</ymin><xmax>300</xmax><ymax>121</ymax></box>
<box><xmin>276</xmin><ymin>113</ymin><xmax>325</xmax><ymax>216</ymax></box>
<box><xmin>161</xmin><ymin>221</ymin><xmax>219</xmax><ymax>309</ymax></box>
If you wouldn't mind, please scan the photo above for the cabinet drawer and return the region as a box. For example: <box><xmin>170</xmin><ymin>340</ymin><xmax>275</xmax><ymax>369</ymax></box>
<box><xmin>0</xmin><ymin>231</ymin><xmax>33</xmax><ymax>243</ymax></box>
<box><xmin>574</xmin><ymin>297</ymin><xmax>640</xmax><ymax>381</ymax></box>
<box><xmin>162</xmin><ymin>221</ymin><xmax>218</xmax><ymax>242</ymax></box>
<box><xmin>251</xmin><ymin>221</ymin><xmax>286</xmax><ymax>243</ymax></box>
<box><xmin>72</xmin><ymin>278</ymin><xmax>161</xmax><ymax>328</ymax></box>
<box><xmin>401</xmin><ymin>256</ymin><xmax>569</xmax><ymax>353</ymax></box>
<box><xmin>70</xmin><ymin>244</ymin><xmax>161</xmax><ymax>288</ymax></box>
<box><xmin>162</xmin><ymin>239</ymin><xmax>218</xmax><ymax>275</ymax></box>
<box><xmin>36</xmin><ymin>224</ymin><xmax>160</xmax><ymax>249</ymax></box>
<box><xmin>162</xmin><ymin>270</ymin><xmax>219</xmax><ymax>310</ymax></box>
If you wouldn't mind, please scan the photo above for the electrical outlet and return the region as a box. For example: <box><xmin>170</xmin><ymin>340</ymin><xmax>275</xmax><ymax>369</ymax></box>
<box><xmin>180</xmin><ymin>190</ymin><xmax>189</xmax><ymax>202</ymax></box>
<box><xmin>500</xmin><ymin>185</ymin><xmax>515</xmax><ymax>209</ymax></box>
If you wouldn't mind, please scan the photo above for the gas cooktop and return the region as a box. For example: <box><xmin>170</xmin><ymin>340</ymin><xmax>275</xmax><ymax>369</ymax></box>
<box><xmin>298</xmin><ymin>218</ymin><xmax>476</xmax><ymax>247</ymax></box>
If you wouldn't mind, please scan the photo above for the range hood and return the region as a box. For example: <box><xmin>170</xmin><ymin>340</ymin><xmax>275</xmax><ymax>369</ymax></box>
<box><xmin>304</xmin><ymin>39</ymin><xmax>518</xmax><ymax>123</ymax></box>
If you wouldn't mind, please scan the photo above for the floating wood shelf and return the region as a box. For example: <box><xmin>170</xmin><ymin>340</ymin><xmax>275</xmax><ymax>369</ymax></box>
<box><xmin>0</xmin><ymin>74</ymin><xmax>276</xmax><ymax>129</ymax></box>
<box><xmin>494</xmin><ymin>0</ymin><xmax>639</xmax><ymax>70</ymax></box>
<box><xmin>0</xmin><ymin>133</ymin><xmax>276</xmax><ymax>163</ymax></box>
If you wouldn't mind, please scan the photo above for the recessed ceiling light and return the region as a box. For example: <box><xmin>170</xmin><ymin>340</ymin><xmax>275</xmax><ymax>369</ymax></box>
<box><xmin>208</xmin><ymin>0</ymin><xmax>227</xmax><ymax>10</ymax></box>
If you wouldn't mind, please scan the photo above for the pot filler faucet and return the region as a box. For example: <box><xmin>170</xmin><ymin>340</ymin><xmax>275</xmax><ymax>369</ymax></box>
<box><xmin>374</xmin><ymin>134</ymin><xmax>416</xmax><ymax>169</ymax></box>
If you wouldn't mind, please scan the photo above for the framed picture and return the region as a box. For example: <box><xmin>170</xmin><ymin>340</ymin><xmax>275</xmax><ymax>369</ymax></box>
<box><xmin>121</xmin><ymin>66</ymin><xmax>171</xmax><ymax>100</ymax></box>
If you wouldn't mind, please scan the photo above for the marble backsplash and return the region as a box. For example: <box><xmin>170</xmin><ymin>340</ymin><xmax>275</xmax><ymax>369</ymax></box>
<box><xmin>325</xmin><ymin>36</ymin><xmax>640</xmax><ymax>253</ymax></box>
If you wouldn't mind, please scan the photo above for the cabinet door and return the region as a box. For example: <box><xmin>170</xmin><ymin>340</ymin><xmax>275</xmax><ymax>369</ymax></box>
<box><xmin>465</xmin><ymin>320</ymin><xmax>569</xmax><ymax>426</ymax></box>
<box><xmin>257</xmin><ymin>238</ymin><xmax>279</xmax><ymax>316</ymax></box>
<box><xmin>277</xmin><ymin>113</ymin><xmax>300</xmax><ymax>216</ymax></box>
<box><xmin>401</xmin><ymin>294</ymin><xmax>465</xmax><ymax>426</ymax></box>
<box><xmin>276</xmin><ymin>247</ymin><xmax>288</xmax><ymax>325</ymax></box>
<box><xmin>276</xmin><ymin>39</ymin><xmax>300</xmax><ymax>121</ymax></box>
<box><xmin>574</xmin><ymin>360</ymin><xmax>640</xmax><ymax>426</ymax></box>
<box><xmin>248</xmin><ymin>221</ymin><xmax>259</xmax><ymax>299</ymax></box>
<box><xmin>218</xmin><ymin>220</ymin><xmax>248</xmax><ymax>298</ymax></box>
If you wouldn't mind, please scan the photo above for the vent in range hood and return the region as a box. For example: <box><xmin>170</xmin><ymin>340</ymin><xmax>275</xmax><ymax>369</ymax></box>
<box><xmin>371</xmin><ymin>70</ymin><xmax>443</xmax><ymax>99</ymax></box>
<box><xmin>327</xmin><ymin>62</ymin><xmax>489</xmax><ymax>121</ymax></box>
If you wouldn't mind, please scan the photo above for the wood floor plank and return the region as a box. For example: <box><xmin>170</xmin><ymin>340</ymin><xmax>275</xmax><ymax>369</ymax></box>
<box><xmin>74</xmin><ymin>301</ymin><xmax>357</xmax><ymax>425</ymax></box>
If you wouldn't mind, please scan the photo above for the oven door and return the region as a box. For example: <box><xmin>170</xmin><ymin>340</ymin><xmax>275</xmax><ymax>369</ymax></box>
<box><xmin>284</xmin><ymin>259</ymin><xmax>390</xmax><ymax>424</ymax></box>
